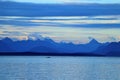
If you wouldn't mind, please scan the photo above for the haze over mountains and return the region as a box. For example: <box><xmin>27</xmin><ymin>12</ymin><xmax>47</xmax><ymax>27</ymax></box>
<box><xmin>0</xmin><ymin>37</ymin><xmax>120</xmax><ymax>56</ymax></box>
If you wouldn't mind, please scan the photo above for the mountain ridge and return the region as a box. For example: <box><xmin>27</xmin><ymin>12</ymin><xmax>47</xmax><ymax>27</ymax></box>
<box><xmin>0</xmin><ymin>37</ymin><xmax>120</xmax><ymax>56</ymax></box>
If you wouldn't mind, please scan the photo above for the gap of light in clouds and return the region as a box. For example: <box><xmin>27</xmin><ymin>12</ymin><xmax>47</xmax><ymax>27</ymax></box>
<box><xmin>0</xmin><ymin>16</ymin><xmax>120</xmax><ymax>44</ymax></box>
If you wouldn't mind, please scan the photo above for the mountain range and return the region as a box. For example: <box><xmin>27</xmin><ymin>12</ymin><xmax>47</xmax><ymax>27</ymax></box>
<box><xmin>0</xmin><ymin>37</ymin><xmax>120</xmax><ymax>56</ymax></box>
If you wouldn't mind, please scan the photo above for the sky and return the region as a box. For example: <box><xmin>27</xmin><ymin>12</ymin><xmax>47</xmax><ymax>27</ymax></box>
<box><xmin>0</xmin><ymin>1</ymin><xmax>120</xmax><ymax>44</ymax></box>
<box><xmin>0</xmin><ymin>16</ymin><xmax>120</xmax><ymax>44</ymax></box>
<box><xmin>4</xmin><ymin>0</ymin><xmax>120</xmax><ymax>4</ymax></box>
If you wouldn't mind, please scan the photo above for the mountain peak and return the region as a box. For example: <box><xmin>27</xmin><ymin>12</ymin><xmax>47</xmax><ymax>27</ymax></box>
<box><xmin>89</xmin><ymin>39</ymin><xmax>99</xmax><ymax>44</ymax></box>
<box><xmin>2</xmin><ymin>37</ymin><xmax>13</xmax><ymax>42</ymax></box>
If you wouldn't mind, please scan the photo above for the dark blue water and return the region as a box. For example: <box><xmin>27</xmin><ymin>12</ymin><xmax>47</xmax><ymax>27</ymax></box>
<box><xmin>0</xmin><ymin>56</ymin><xmax>120</xmax><ymax>80</ymax></box>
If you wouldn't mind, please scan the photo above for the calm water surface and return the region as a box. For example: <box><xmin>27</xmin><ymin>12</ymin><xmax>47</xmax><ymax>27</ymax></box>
<box><xmin>0</xmin><ymin>56</ymin><xmax>120</xmax><ymax>80</ymax></box>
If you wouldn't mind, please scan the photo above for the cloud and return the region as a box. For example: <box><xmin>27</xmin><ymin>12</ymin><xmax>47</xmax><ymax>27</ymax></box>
<box><xmin>109</xmin><ymin>37</ymin><xmax>117</xmax><ymax>41</ymax></box>
<box><xmin>2</xmin><ymin>0</ymin><xmax>120</xmax><ymax>4</ymax></box>
<box><xmin>61</xmin><ymin>0</ymin><xmax>120</xmax><ymax>4</ymax></box>
<box><xmin>2</xmin><ymin>31</ymin><xmax>25</xmax><ymax>36</ymax></box>
<box><xmin>1</xmin><ymin>16</ymin><xmax>120</xmax><ymax>28</ymax></box>
<box><xmin>0</xmin><ymin>1</ymin><xmax>120</xmax><ymax>16</ymax></box>
<box><xmin>88</xmin><ymin>37</ymin><xmax>94</xmax><ymax>40</ymax></box>
<box><xmin>59</xmin><ymin>0</ymin><xmax>81</xmax><ymax>3</ymax></box>
<box><xmin>28</xmin><ymin>32</ymin><xmax>45</xmax><ymax>40</ymax></box>
<box><xmin>0</xmin><ymin>19</ymin><xmax>40</xmax><ymax>27</ymax></box>
<box><xmin>1</xmin><ymin>24</ymin><xmax>120</xmax><ymax>43</ymax></box>
<box><xmin>0</xmin><ymin>31</ymin><xmax>27</xmax><ymax>38</ymax></box>
<box><xmin>0</xmin><ymin>16</ymin><xmax>120</xmax><ymax>43</ymax></box>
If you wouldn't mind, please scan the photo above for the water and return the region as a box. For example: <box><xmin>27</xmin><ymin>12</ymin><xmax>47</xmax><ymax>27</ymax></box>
<box><xmin>0</xmin><ymin>56</ymin><xmax>120</xmax><ymax>80</ymax></box>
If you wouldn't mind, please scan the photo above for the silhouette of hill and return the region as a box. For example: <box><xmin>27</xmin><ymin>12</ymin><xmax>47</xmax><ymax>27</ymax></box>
<box><xmin>0</xmin><ymin>37</ymin><xmax>120</xmax><ymax>56</ymax></box>
<box><xmin>85</xmin><ymin>39</ymin><xmax>101</xmax><ymax>52</ymax></box>
<box><xmin>0</xmin><ymin>38</ymin><xmax>14</xmax><ymax>52</ymax></box>
<box><xmin>30</xmin><ymin>46</ymin><xmax>58</xmax><ymax>53</ymax></box>
<box><xmin>94</xmin><ymin>42</ymin><xmax>120</xmax><ymax>56</ymax></box>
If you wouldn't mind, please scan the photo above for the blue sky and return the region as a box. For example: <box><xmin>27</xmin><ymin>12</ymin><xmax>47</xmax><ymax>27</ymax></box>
<box><xmin>2</xmin><ymin>0</ymin><xmax>120</xmax><ymax>4</ymax></box>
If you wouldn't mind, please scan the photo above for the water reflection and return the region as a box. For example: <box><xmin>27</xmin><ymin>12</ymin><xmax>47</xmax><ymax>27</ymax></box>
<box><xmin>0</xmin><ymin>56</ymin><xmax>120</xmax><ymax>80</ymax></box>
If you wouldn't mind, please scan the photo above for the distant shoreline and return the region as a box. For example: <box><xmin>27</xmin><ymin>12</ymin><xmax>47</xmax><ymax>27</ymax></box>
<box><xmin>0</xmin><ymin>52</ymin><xmax>117</xmax><ymax>57</ymax></box>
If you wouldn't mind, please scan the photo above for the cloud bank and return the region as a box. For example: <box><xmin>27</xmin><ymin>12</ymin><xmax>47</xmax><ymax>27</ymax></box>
<box><xmin>0</xmin><ymin>16</ymin><xmax>120</xmax><ymax>43</ymax></box>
